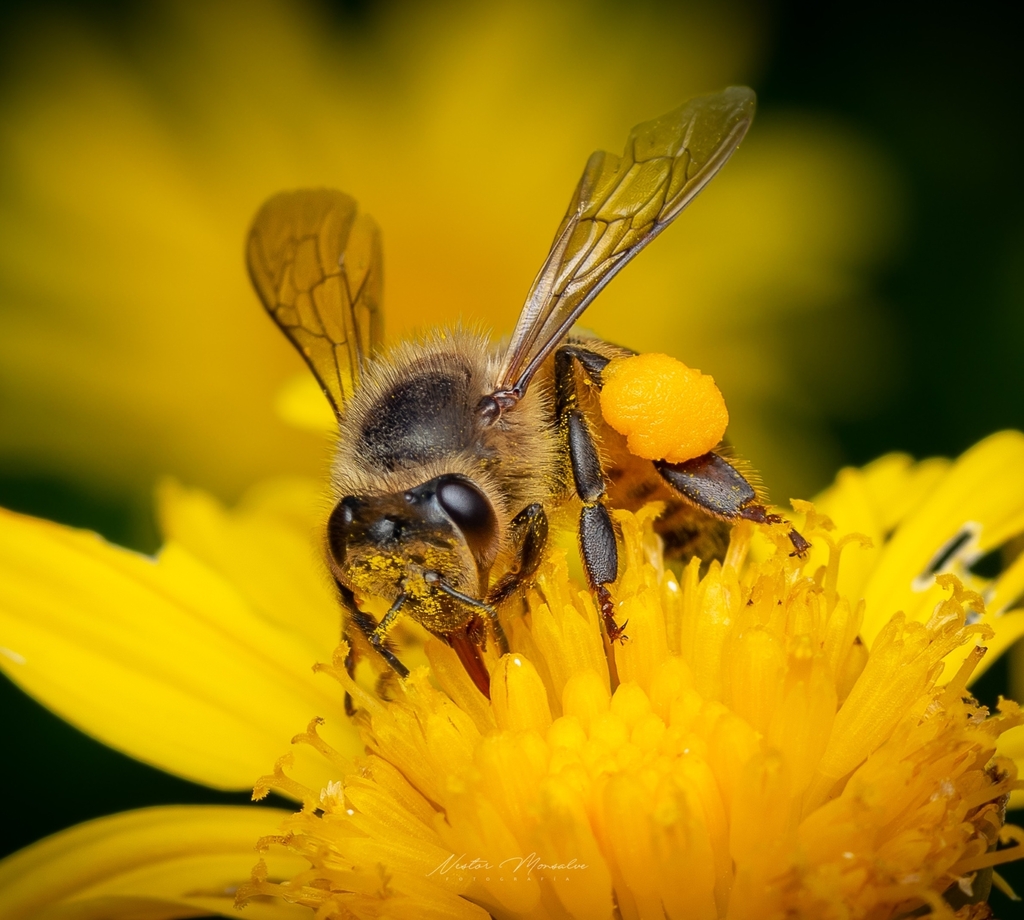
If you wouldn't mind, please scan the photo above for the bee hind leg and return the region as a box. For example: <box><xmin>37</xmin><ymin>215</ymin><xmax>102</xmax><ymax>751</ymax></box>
<box><xmin>555</xmin><ymin>345</ymin><xmax>628</xmax><ymax>643</ymax></box>
<box><xmin>655</xmin><ymin>453</ymin><xmax>809</xmax><ymax>556</ymax></box>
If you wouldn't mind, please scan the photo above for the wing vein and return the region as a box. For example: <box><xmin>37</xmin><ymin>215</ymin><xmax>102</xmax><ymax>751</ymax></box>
<box><xmin>247</xmin><ymin>189</ymin><xmax>384</xmax><ymax>416</ymax></box>
<box><xmin>496</xmin><ymin>87</ymin><xmax>755</xmax><ymax>395</ymax></box>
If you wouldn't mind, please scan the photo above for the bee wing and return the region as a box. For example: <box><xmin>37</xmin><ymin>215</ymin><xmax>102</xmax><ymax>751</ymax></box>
<box><xmin>247</xmin><ymin>189</ymin><xmax>383</xmax><ymax>416</ymax></box>
<box><xmin>498</xmin><ymin>87</ymin><xmax>755</xmax><ymax>394</ymax></box>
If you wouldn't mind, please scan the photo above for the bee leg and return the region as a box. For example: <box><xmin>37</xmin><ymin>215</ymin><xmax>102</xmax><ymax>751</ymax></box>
<box><xmin>555</xmin><ymin>345</ymin><xmax>627</xmax><ymax>643</ymax></box>
<box><xmin>333</xmin><ymin>580</ymin><xmax>366</xmax><ymax>716</ymax></box>
<box><xmin>431</xmin><ymin>577</ymin><xmax>510</xmax><ymax>656</ymax></box>
<box><xmin>366</xmin><ymin>594</ymin><xmax>410</xmax><ymax>664</ymax></box>
<box><xmin>556</xmin><ymin>343</ymin><xmax>613</xmax><ymax>386</ymax></box>
<box><xmin>580</xmin><ymin>499</ymin><xmax>626</xmax><ymax>643</ymax></box>
<box><xmin>488</xmin><ymin>607</ymin><xmax>510</xmax><ymax>656</ymax></box>
<box><xmin>339</xmin><ymin>593</ymin><xmax>410</xmax><ymax>709</ymax></box>
<box><xmin>487</xmin><ymin>502</ymin><xmax>549</xmax><ymax>607</ymax></box>
<box><xmin>465</xmin><ymin>614</ymin><xmax>487</xmax><ymax>648</ymax></box>
<box><xmin>655</xmin><ymin>453</ymin><xmax>810</xmax><ymax>556</ymax></box>
<box><xmin>342</xmin><ymin>629</ymin><xmax>358</xmax><ymax>717</ymax></box>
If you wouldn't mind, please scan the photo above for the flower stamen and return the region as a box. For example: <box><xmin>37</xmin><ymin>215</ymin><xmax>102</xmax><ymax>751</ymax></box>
<box><xmin>242</xmin><ymin>504</ymin><xmax>1024</xmax><ymax>919</ymax></box>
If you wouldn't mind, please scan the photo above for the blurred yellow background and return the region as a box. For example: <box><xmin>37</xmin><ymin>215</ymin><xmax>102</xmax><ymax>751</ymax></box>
<box><xmin>0</xmin><ymin>0</ymin><xmax>895</xmax><ymax>519</ymax></box>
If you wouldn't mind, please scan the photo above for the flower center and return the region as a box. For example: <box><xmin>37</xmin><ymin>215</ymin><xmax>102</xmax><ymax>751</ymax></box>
<box><xmin>241</xmin><ymin>505</ymin><xmax>1024</xmax><ymax>919</ymax></box>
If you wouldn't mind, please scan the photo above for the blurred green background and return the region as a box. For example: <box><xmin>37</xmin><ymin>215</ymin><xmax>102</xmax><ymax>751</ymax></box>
<box><xmin>1</xmin><ymin>0</ymin><xmax>1022</xmax><ymax>906</ymax></box>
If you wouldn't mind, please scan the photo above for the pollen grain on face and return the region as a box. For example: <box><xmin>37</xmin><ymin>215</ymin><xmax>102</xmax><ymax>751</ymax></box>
<box><xmin>240</xmin><ymin>504</ymin><xmax>1024</xmax><ymax>920</ymax></box>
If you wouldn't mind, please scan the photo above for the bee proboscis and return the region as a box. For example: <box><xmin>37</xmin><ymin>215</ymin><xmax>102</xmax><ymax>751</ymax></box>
<box><xmin>247</xmin><ymin>86</ymin><xmax>807</xmax><ymax>699</ymax></box>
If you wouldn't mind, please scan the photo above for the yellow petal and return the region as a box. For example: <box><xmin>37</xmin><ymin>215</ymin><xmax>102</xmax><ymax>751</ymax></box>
<box><xmin>845</xmin><ymin>451</ymin><xmax>951</xmax><ymax>534</ymax></box>
<box><xmin>490</xmin><ymin>654</ymin><xmax>552</xmax><ymax>734</ymax></box>
<box><xmin>156</xmin><ymin>477</ymin><xmax>339</xmax><ymax>656</ymax></box>
<box><xmin>0</xmin><ymin>507</ymin><xmax>360</xmax><ymax>790</ymax></box>
<box><xmin>274</xmin><ymin>372</ymin><xmax>337</xmax><ymax>433</ymax></box>
<box><xmin>998</xmin><ymin>723</ymin><xmax>1024</xmax><ymax>811</ymax></box>
<box><xmin>812</xmin><ymin>453</ymin><xmax>950</xmax><ymax>604</ymax></box>
<box><xmin>0</xmin><ymin>805</ymin><xmax>305</xmax><ymax>920</ymax></box>
<box><xmin>860</xmin><ymin>432</ymin><xmax>1024</xmax><ymax>642</ymax></box>
<box><xmin>972</xmin><ymin>611</ymin><xmax>1024</xmax><ymax>684</ymax></box>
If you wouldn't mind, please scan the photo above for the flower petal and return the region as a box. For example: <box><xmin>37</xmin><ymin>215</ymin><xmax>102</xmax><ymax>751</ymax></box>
<box><xmin>254</xmin><ymin>504</ymin><xmax>1024</xmax><ymax>917</ymax></box>
<box><xmin>275</xmin><ymin>373</ymin><xmax>336</xmax><ymax>433</ymax></box>
<box><xmin>998</xmin><ymin>723</ymin><xmax>1024</xmax><ymax>810</ymax></box>
<box><xmin>862</xmin><ymin>431</ymin><xmax>1024</xmax><ymax>640</ymax></box>
<box><xmin>813</xmin><ymin>452</ymin><xmax>950</xmax><ymax>603</ymax></box>
<box><xmin>0</xmin><ymin>805</ymin><xmax>305</xmax><ymax>920</ymax></box>
<box><xmin>0</xmin><ymin>507</ymin><xmax>360</xmax><ymax>791</ymax></box>
<box><xmin>814</xmin><ymin>432</ymin><xmax>1024</xmax><ymax>678</ymax></box>
<box><xmin>155</xmin><ymin>477</ymin><xmax>339</xmax><ymax>656</ymax></box>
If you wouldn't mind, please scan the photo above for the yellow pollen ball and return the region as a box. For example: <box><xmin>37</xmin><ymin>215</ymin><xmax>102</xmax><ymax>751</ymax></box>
<box><xmin>600</xmin><ymin>352</ymin><xmax>729</xmax><ymax>463</ymax></box>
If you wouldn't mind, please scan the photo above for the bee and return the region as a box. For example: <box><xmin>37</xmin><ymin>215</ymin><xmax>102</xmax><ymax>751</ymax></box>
<box><xmin>247</xmin><ymin>86</ymin><xmax>807</xmax><ymax>699</ymax></box>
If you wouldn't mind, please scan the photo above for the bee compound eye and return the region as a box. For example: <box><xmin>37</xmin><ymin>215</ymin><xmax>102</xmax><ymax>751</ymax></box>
<box><xmin>326</xmin><ymin>497</ymin><xmax>358</xmax><ymax>562</ymax></box>
<box><xmin>434</xmin><ymin>476</ymin><xmax>497</xmax><ymax>563</ymax></box>
<box><xmin>340</xmin><ymin>496</ymin><xmax>359</xmax><ymax>524</ymax></box>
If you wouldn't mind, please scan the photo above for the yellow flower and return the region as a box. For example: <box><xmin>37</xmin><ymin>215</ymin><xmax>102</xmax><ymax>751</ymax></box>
<box><xmin>0</xmin><ymin>0</ymin><xmax>895</xmax><ymax>503</ymax></box>
<box><xmin>2</xmin><ymin>433</ymin><xmax>1024</xmax><ymax>918</ymax></box>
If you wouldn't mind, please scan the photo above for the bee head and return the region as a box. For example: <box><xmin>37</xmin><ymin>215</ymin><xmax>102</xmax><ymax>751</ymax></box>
<box><xmin>326</xmin><ymin>474</ymin><xmax>500</xmax><ymax>610</ymax></box>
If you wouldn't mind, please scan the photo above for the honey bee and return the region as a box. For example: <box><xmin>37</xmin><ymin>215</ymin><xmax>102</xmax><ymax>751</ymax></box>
<box><xmin>247</xmin><ymin>87</ymin><xmax>807</xmax><ymax>698</ymax></box>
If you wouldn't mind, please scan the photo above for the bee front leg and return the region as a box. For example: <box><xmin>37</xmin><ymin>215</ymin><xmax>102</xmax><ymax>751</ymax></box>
<box><xmin>555</xmin><ymin>345</ymin><xmax>627</xmax><ymax>643</ymax></box>
<box><xmin>428</xmin><ymin>574</ymin><xmax>510</xmax><ymax>656</ymax></box>
<box><xmin>344</xmin><ymin>588</ymin><xmax>411</xmax><ymax>677</ymax></box>
<box><xmin>335</xmin><ymin>581</ymin><xmax>363</xmax><ymax>716</ymax></box>
<box><xmin>487</xmin><ymin>502</ymin><xmax>549</xmax><ymax>607</ymax></box>
<box><xmin>334</xmin><ymin>580</ymin><xmax>409</xmax><ymax>713</ymax></box>
<box><xmin>341</xmin><ymin>621</ymin><xmax>358</xmax><ymax>717</ymax></box>
<box><xmin>368</xmin><ymin>594</ymin><xmax>409</xmax><ymax>655</ymax></box>
<box><xmin>656</xmin><ymin>453</ymin><xmax>810</xmax><ymax>555</ymax></box>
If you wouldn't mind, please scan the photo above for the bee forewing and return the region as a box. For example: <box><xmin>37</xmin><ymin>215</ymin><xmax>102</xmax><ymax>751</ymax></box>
<box><xmin>247</xmin><ymin>189</ymin><xmax>384</xmax><ymax>415</ymax></box>
<box><xmin>498</xmin><ymin>86</ymin><xmax>755</xmax><ymax>394</ymax></box>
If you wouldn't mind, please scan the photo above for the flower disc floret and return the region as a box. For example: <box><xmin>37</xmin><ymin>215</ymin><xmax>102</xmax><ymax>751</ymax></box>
<box><xmin>242</xmin><ymin>504</ymin><xmax>1024</xmax><ymax>920</ymax></box>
